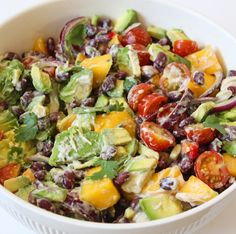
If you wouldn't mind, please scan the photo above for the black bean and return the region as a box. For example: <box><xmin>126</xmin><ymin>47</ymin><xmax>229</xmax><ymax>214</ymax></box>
<box><xmin>4</xmin><ymin>52</ymin><xmax>21</xmax><ymax>61</ymax></box>
<box><xmin>37</xmin><ymin>198</ymin><xmax>56</xmax><ymax>212</ymax></box>
<box><xmin>178</xmin><ymin>156</ymin><xmax>193</xmax><ymax>174</ymax></box>
<box><xmin>173</xmin><ymin>127</ymin><xmax>185</xmax><ymax>139</ymax></box>
<box><xmin>158</xmin><ymin>152</ymin><xmax>172</xmax><ymax>170</ymax></box>
<box><xmin>181</xmin><ymin>201</ymin><xmax>192</xmax><ymax>211</ymax></box>
<box><xmin>11</xmin><ymin>106</ymin><xmax>24</xmax><ymax>117</ymax></box>
<box><xmin>101</xmin><ymin>75</ymin><xmax>117</xmax><ymax>93</ymax></box>
<box><xmin>130</xmin><ymin>197</ymin><xmax>140</xmax><ymax>210</ymax></box>
<box><xmin>135</xmin><ymin>116</ymin><xmax>143</xmax><ymax>137</ymax></box>
<box><xmin>70</xmin><ymin>99</ymin><xmax>80</xmax><ymax>109</ymax></box>
<box><xmin>193</xmin><ymin>71</ymin><xmax>204</xmax><ymax>85</ymax></box>
<box><xmin>228</xmin><ymin>70</ymin><xmax>236</xmax><ymax>77</ymax></box>
<box><xmin>42</xmin><ymin>140</ymin><xmax>54</xmax><ymax>156</ymax></box>
<box><xmin>98</xmin><ymin>43</ymin><xmax>108</xmax><ymax>55</ymax></box>
<box><xmin>100</xmin><ymin>145</ymin><xmax>117</xmax><ymax>160</ymax></box>
<box><xmin>34</xmin><ymin>170</ymin><xmax>46</xmax><ymax>180</ymax></box>
<box><xmin>160</xmin><ymin>177</ymin><xmax>177</xmax><ymax>191</ymax></box>
<box><xmin>84</xmin><ymin>46</ymin><xmax>101</xmax><ymax>58</ymax></box>
<box><xmin>114</xmin><ymin>71</ymin><xmax>127</xmax><ymax>80</ymax></box>
<box><xmin>28</xmin><ymin>192</ymin><xmax>37</xmax><ymax>205</ymax></box>
<box><xmin>46</xmin><ymin>37</ymin><xmax>56</xmax><ymax>57</ymax></box>
<box><xmin>168</xmin><ymin>91</ymin><xmax>182</xmax><ymax>102</ymax></box>
<box><xmin>95</xmin><ymin>33</ymin><xmax>110</xmax><ymax>43</ymax></box>
<box><xmin>86</xmin><ymin>24</ymin><xmax>98</xmax><ymax>38</ymax></box>
<box><xmin>63</xmin><ymin>171</ymin><xmax>76</xmax><ymax>189</ymax></box>
<box><xmin>85</xmin><ymin>38</ymin><xmax>98</xmax><ymax>48</ymax></box>
<box><xmin>74</xmin><ymin>170</ymin><xmax>85</xmax><ymax>181</ymax></box>
<box><xmin>179</xmin><ymin>116</ymin><xmax>195</xmax><ymax>128</ymax></box>
<box><xmin>20</xmin><ymin>91</ymin><xmax>34</xmax><ymax>109</ymax></box>
<box><xmin>37</xmin><ymin>117</ymin><xmax>50</xmax><ymax>131</ymax></box>
<box><xmin>55</xmin><ymin>71</ymin><xmax>70</xmax><ymax>83</ymax></box>
<box><xmin>98</xmin><ymin>18</ymin><xmax>112</xmax><ymax>31</ymax></box>
<box><xmin>158</xmin><ymin>37</ymin><xmax>171</xmax><ymax>46</ymax></box>
<box><xmin>114</xmin><ymin>172</ymin><xmax>130</xmax><ymax>185</ymax></box>
<box><xmin>81</xmin><ymin>97</ymin><xmax>96</xmax><ymax>107</ymax></box>
<box><xmin>153</xmin><ymin>52</ymin><xmax>167</xmax><ymax>72</ymax></box>
<box><xmin>0</xmin><ymin>101</ymin><xmax>8</xmax><ymax>111</ymax></box>
<box><xmin>31</xmin><ymin>161</ymin><xmax>46</xmax><ymax>171</ymax></box>
<box><xmin>49</xmin><ymin>112</ymin><xmax>60</xmax><ymax>123</ymax></box>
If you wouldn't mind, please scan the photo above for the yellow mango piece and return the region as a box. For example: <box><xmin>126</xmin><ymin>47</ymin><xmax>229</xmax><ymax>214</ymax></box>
<box><xmin>223</xmin><ymin>153</ymin><xmax>236</xmax><ymax>177</ymax></box>
<box><xmin>108</xmin><ymin>34</ymin><xmax>121</xmax><ymax>47</ymax></box>
<box><xmin>76</xmin><ymin>53</ymin><xmax>86</xmax><ymax>63</ymax></box>
<box><xmin>188</xmin><ymin>73</ymin><xmax>216</xmax><ymax>97</ymax></box>
<box><xmin>80</xmin><ymin>167</ymin><xmax>120</xmax><ymax>210</ymax></box>
<box><xmin>57</xmin><ymin>114</ymin><xmax>77</xmax><ymax>132</ymax></box>
<box><xmin>94</xmin><ymin>111</ymin><xmax>136</xmax><ymax>137</ymax></box>
<box><xmin>185</xmin><ymin>46</ymin><xmax>222</xmax><ymax>75</ymax></box>
<box><xmin>142</xmin><ymin>165</ymin><xmax>185</xmax><ymax>194</ymax></box>
<box><xmin>33</xmin><ymin>37</ymin><xmax>48</xmax><ymax>54</ymax></box>
<box><xmin>80</xmin><ymin>54</ymin><xmax>112</xmax><ymax>88</ymax></box>
<box><xmin>176</xmin><ymin>176</ymin><xmax>218</xmax><ymax>205</ymax></box>
<box><xmin>22</xmin><ymin>168</ymin><xmax>35</xmax><ymax>182</ymax></box>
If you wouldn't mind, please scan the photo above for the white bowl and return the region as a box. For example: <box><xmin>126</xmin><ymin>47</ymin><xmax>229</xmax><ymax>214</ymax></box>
<box><xmin>1</xmin><ymin>0</ymin><xmax>236</xmax><ymax>233</ymax></box>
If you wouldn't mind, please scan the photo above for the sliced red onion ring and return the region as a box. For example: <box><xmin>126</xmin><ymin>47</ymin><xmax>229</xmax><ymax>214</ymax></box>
<box><xmin>213</xmin><ymin>95</ymin><xmax>236</xmax><ymax>112</ymax></box>
<box><xmin>200</xmin><ymin>71</ymin><xmax>224</xmax><ymax>97</ymax></box>
<box><xmin>192</xmin><ymin>96</ymin><xmax>217</xmax><ymax>104</ymax></box>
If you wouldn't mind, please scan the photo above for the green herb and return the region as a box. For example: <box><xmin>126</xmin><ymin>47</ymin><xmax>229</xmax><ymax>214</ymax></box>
<box><xmin>8</xmin><ymin>146</ymin><xmax>24</xmax><ymax>164</ymax></box>
<box><xmin>15</xmin><ymin>112</ymin><xmax>38</xmax><ymax>142</ymax></box>
<box><xmin>203</xmin><ymin>115</ymin><xmax>226</xmax><ymax>134</ymax></box>
<box><xmin>223</xmin><ymin>141</ymin><xmax>236</xmax><ymax>156</ymax></box>
<box><xmin>66</xmin><ymin>24</ymin><xmax>87</xmax><ymax>47</ymax></box>
<box><xmin>88</xmin><ymin>159</ymin><xmax>119</xmax><ymax>180</ymax></box>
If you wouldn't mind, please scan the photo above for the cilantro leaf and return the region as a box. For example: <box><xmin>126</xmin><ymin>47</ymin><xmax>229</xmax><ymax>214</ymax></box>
<box><xmin>88</xmin><ymin>159</ymin><xmax>118</xmax><ymax>180</ymax></box>
<box><xmin>66</xmin><ymin>24</ymin><xmax>87</xmax><ymax>47</ymax></box>
<box><xmin>203</xmin><ymin>115</ymin><xmax>226</xmax><ymax>134</ymax></box>
<box><xmin>15</xmin><ymin>112</ymin><xmax>38</xmax><ymax>142</ymax></box>
<box><xmin>223</xmin><ymin>141</ymin><xmax>236</xmax><ymax>156</ymax></box>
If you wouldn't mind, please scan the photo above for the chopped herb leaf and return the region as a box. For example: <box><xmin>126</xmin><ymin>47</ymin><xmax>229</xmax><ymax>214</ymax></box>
<box><xmin>203</xmin><ymin>115</ymin><xmax>226</xmax><ymax>134</ymax></box>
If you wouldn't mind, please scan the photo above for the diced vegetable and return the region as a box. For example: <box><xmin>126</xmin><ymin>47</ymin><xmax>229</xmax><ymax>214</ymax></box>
<box><xmin>33</xmin><ymin>37</ymin><xmax>48</xmax><ymax>54</ymax></box>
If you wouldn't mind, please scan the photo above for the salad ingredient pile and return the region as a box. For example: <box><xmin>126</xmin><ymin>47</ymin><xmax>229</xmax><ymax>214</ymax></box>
<box><xmin>0</xmin><ymin>9</ymin><xmax>236</xmax><ymax>223</ymax></box>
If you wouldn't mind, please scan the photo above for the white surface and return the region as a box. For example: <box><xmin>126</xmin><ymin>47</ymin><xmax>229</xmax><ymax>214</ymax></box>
<box><xmin>0</xmin><ymin>0</ymin><xmax>236</xmax><ymax>233</ymax></box>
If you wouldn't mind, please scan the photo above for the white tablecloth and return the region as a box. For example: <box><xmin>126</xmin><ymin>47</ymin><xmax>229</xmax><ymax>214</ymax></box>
<box><xmin>0</xmin><ymin>0</ymin><xmax>236</xmax><ymax>233</ymax></box>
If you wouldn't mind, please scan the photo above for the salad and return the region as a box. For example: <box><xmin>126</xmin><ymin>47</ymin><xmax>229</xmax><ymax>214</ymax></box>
<box><xmin>1</xmin><ymin>9</ymin><xmax>236</xmax><ymax>223</ymax></box>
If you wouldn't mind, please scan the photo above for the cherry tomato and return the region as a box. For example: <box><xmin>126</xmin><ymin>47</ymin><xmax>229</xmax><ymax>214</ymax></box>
<box><xmin>128</xmin><ymin>83</ymin><xmax>155</xmax><ymax>111</ymax></box>
<box><xmin>108</xmin><ymin>31</ymin><xmax>116</xmax><ymax>40</ymax></box>
<box><xmin>181</xmin><ymin>140</ymin><xmax>199</xmax><ymax>160</ymax></box>
<box><xmin>156</xmin><ymin>103</ymin><xmax>176</xmax><ymax>126</ymax></box>
<box><xmin>130</xmin><ymin>44</ymin><xmax>151</xmax><ymax>66</ymax></box>
<box><xmin>194</xmin><ymin>151</ymin><xmax>230</xmax><ymax>189</ymax></box>
<box><xmin>173</xmin><ymin>40</ymin><xmax>198</xmax><ymax>57</ymax></box>
<box><xmin>122</xmin><ymin>26</ymin><xmax>152</xmax><ymax>47</ymax></box>
<box><xmin>137</xmin><ymin>93</ymin><xmax>167</xmax><ymax>119</ymax></box>
<box><xmin>0</xmin><ymin>163</ymin><xmax>21</xmax><ymax>184</ymax></box>
<box><xmin>140</xmin><ymin>122</ymin><xmax>176</xmax><ymax>152</ymax></box>
<box><xmin>184</xmin><ymin>124</ymin><xmax>216</xmax><ymax>144</ymax></box>
<box><xmin>159</xmin><ymin>62</ymin><xmax>191</xmax><ymax>93</ymax></box>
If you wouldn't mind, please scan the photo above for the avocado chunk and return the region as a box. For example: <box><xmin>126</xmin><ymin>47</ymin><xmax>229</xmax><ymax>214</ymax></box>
<box><xmin>72</xmin><ymin>113</ymin><xmax>95</xmax><ymax>131</ymax></box>
<box><xmin>167</xmin><ymin>28</ymin><xmax>189</xmax><ymax>44</ymax></box>
<box><xmin>148</xmin><ymin>43</ymin><xmax>191</xmax><ymax>68</ymax></box>
<box><xmin>124</xmin><ymin>76</ymin><xmax>138</xmax><ymax>92</ymax></box>
<box><xmin>32</xmin><ymin>183</ymin><xmax>68</xmax><ymax>202</ymax></box>
<box><xmin>4</xmin><ymin>176</ymin><xmax>30</xmax><ymax>193</ymax></box>
<box><xmin>147</xmin><ymin>25</ymin><xmax>167</xmax><ymax>40</ymax></box>
<box><xmin>16</xmin><ymin>185</ymin><xmax>36</xmax><ymax>201</ymax></box>
<box><xmin>121</xmin><ymin>155</ymin><xmax>157</xmax><ymax>193</ymax></box>
<box><xmin>138</xmin><ymin>143</ymin><xmax>159</xmax><ymax>161</ymax></box>
<box><xmin>191</xmin><ymin>101</ymin><xmax>215</xmax><ymax>122</ymax></box>
<box><xmin>95</xmin><ymin>94</ymin><xmax>109</xmax><ymax>107</ymax></box>
<box><xmin>125</xmin><ymin>139</ymin><xmax>139</xmax><ymax>157</ymax></box>
<box><xmin>101</xmin><ymin>128</ymin><xmax>132</xmax><ymax>146</ymax></box>
<box><xmin>140</xmin><ymin>194</ymin><xmax>183</xmax><ymax>220</ymax></box>
<box><xmin>114</xmin><ymin>9</ymin><xmax>138</xmax><ymax>32</ymax></box>
<box><xmin>91</xmin><ymin>15</ymin><xmax>99</xmax><ymax>26</ymax></box>
<box><xmin>107</xmin><ymin>80</ymin><xmax>124</xmax><ymax>98</ymax></box>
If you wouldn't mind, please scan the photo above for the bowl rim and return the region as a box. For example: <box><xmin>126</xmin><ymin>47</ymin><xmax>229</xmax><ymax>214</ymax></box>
<box><xmin>1</xmin><ymin>0</ymin><xmax>236</xmax><ymax>230</ymax></box>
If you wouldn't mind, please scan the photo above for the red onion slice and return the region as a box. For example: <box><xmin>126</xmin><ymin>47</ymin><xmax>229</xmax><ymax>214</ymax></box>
<box><xmin>213</xmin><ymin>95</ymin><xmax>236</xmax><ymax>112</ymax></box>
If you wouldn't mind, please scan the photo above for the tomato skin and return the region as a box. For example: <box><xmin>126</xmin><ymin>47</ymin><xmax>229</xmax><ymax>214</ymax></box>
<box><xmin>0</xmin><ymin>163</ymin><xmax>21</xmax><ymax>184</ymax></box>
<box><xmin>122</xmin><ymin>26</ymin><xmax>152</xmax><ymax>47</ymax></box>
<box><xmin>159</xmin><ymin>62</ymin><xmax>191</xmax><ymax>93</ymax></box>
<box><xmin>128</xmin><ymin>83</ymin><xmax>155</xmax><ymax>111</ymax></box>
<box><xmin>184</xmin><ymin>124</ymin><xmax>216</xmax><ymax>144</ymax></box>
<box><xmin>130</xmin><ymin>44</ymin><xmax>151</xmax><ymax>66</ymax></box>
<box><xmin>140</xmin><ymin>122</ymin><xmax>176</xmax><ymax>152</ymax></box>
<box><xmin>181</xmin><ymin>140</ymin><xmax>199</xmax><ymax>160</ymax></box>
<box><xmin>173</xmin><ymin>40</ymin><xmax>198</xmax><ymax>57</ymax></box>
<box><xmin>194</xmin><ymin>151</ymin><xmax>230</xmax><ymax>189</ymax></box>
<box><xmin>156</xmin><ymin>103</ymin><xmax>176</xmax><ymax>126</ymax></box>
<box><xmin>137</xmin><ymin>93</ymin><xmax>167</xmax><ymax>119</ymax></box>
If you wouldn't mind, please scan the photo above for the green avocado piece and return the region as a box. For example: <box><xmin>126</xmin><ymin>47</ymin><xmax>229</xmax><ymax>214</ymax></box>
<box><xmin>140</xmin><ymin>194</ymin><xmax>183</xmax><ymax>220</ymax></box>
<box><xmin>114</xmin><ymin>9</ymin><xmax>138</xmax><ymax>32</ymax></box>
<box><xmin>101</xmin><ymin>127</ymin><xmax>132</xmax><ymax>146</ymax></box>
<box><xmin>124</xmin><ymin>76</ymin><xmax>138</xmax><ymax>92</ymax></box>
<box><xmin>95</xmin><ymin>94</ymin><xmax>109</xmax><ymax>107</ymax></box>
<box><xmin>0</xmin><ymin>110</ymin><xmax>19</xmax><ymax>132</ymax></box>
<box><xmin>128</xmin><ymin>156</ymin><xmax>156</xmax><ymax>172</ymax></box>
<box><xmin>191</xmin><ymin>101</ymin><xmax>215</xmax><ymax>123</ymax></box>
<box><xmin>72</xmin><ymin>113</ymin><xmax>95</xmax><ymax>131</ymax></box>
<box><xmin>91</xmin><ymin>15</ymin><xmax>99</xmax><ymax>26</ymax></box>
<box><xmin>16</xmin><ymin>185</ymin><xmax>36</xmax><ymax>201</ymax></box>
<box><xmin>167</xmin><ymin>28</ymin><xmax>189</xmax><ymax>44</ymax></box>
<box><xmin>4</xmin><ymin>176</ymin><xmax>30</xmax><ymax>193</ymax></box>
<box><xmin>138</xmin><ymin>143</ymin><xmax>159</xmax><ymax>161</ymax></box>
<box><xmin>147</xmin><ymin>25</ymin><xmax>167</xmax><ymax>39</ymax></box>
<box><xmin>125</xmin><ymin>139</ymin><xmax>139</xmax><ymax>157</ymax></box>
<box><xmin>223</xmin><ymin>141</ymin><xmax>236</xmax><ymax>156</ymax></box>
<box><xmin>148</xmin><ymin>43</ymin><xmax>191</xmax><ymax>68</ymax></box>
<box><xmin>107</xmin><ymin>80</ymin><xmax>124</xmax><ymax>98</ymax></box>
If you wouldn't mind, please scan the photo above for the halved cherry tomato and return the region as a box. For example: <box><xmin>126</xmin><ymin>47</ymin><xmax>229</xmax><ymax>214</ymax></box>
<box><xmin>159</xmin><ymin>62</ymin><xmax>191</xmax><ymax>93</ymax></box>
<box><xmin>172</xmin><ymin>40</ymin><xmax>198</xmax><ymax>57</ymax></box>
<box><xmin>140</xmin><ymin>122</ymin><xmax>176</xmax><ymax>152</ymax></box>
<box><xmin>194</xmin><ymin>151</ymin><xmax>230</xmax><ymax>189</ymax></box>
<box><xmin>184</xmin><ymin>123</ymin><xmax>216</xmax><ymax>144</ymax></box>
<box><xmin>156</xmin><ymin>103</ymin><xmax>176</xmax><ymax>126</ymax></box>
<box><xmin>137</xmin><ymin>93</ymin><xmax>167</xmax><ymax>119</ymax></box>
<box><xmin>130</xmin><ymin>44</ymin><xmax>151</xmax><ymax>66</ymax></box>
<box><xmin>181</xmin><ymin>140</ymin><xmax>199</xmax><ymax>160</ymax></box>
<box><xmin>122</xmin><ymin>26</ymin><xmax>152</xmax><ymax>47</ymax></box>
<box><xmin>0</xmin><ymin>163</ymin><xmax>21</xmax><ymax>184</ymax></box>
<box><xmin>128</xmin><ymin>83</ymin><xmax>155</xmax><ymax>111</ymax></box>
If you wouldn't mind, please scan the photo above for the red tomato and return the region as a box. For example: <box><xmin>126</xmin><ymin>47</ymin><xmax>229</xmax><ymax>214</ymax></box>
<box><xmin>0</xmin><ymin>163</ymin><xmax>21</xmax><ymax>184</ymax></box>
<box><xmin>140</xmin><ymin>122</ymin><xmax>176</xmax><ymax>152</ymax></box>
<box><xmin>108</xmin><ymin>31</ymin><xmax>116</xmax><ymax>40</ymax></box>
<box><xmin>122</xmin><ymin>26</ymin><xmax>152</xmax><ymax>47</ymax></box>
<box><xmin>173</xmin><ymin>40</ymin><xmax>198</xmax><ymax>57</ymax></box>
<box><xmin>43</xmin><ymin>67</ymin><xmax>56</xmax><ymax>77</ymax></box>
<box><xmin>128</xmin><ymin>83</ymin><xmax>155</xmax><ymax>111</ymax></box>
<box><xmin>181</xmin><ymin>140</ymin><xmax>199</xmax><ymax>160</ymax></box>
<box><xmin>137</xmin><ymin>93</ymin><xmax>167</xmax><ymax>119</ymax></box>
<box><xmin>156</xmin><ymin>103</ymin><xmax>176</xmax><ymax>126</ymax></box>
<box><xmin>184</xmin><ymin>124</ymin><xmax>216</xmax><ymax>144</ymax></box>
<box><xmin>194</xmin><ymin>151</ymin><xmax>230</xmax><ymax>189</ymax></box>
<box><xmin>130</xmin><ymin>44</ymin><xmax>151</xmax><ymax>66</ymax></box>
